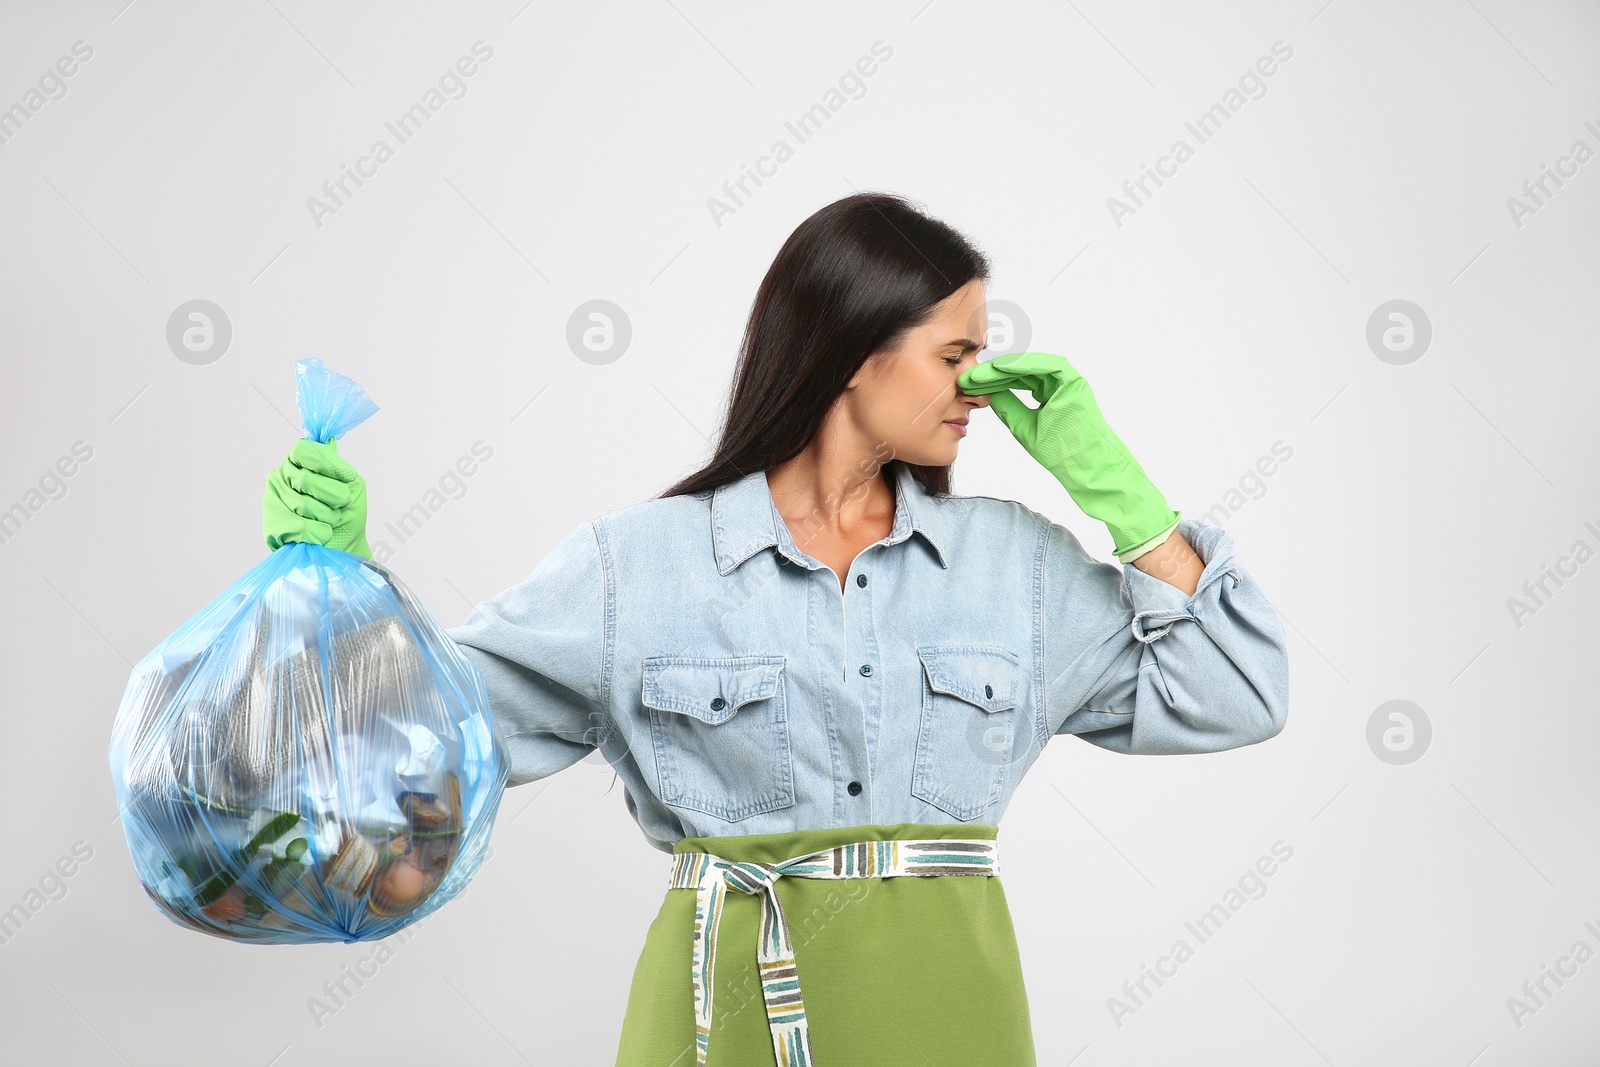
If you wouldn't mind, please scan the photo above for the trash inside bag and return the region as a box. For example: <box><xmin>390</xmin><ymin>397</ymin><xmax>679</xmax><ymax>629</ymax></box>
<box><xmin>108</xmin><ymin>359</ymin><xmax>509</xmax><ymax>944</ymax></box>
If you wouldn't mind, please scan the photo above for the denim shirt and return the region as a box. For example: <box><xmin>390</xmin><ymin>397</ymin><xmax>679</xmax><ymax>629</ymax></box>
<box><xmin>446</xmin><ymin>462</ymin><xmax>1290</xmax><ymax>855</ymax></box>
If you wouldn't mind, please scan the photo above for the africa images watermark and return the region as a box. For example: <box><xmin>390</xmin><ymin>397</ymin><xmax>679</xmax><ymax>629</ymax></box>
<box><xmin>1106</xmin><ymin>39</ymin><xmax>1295</xmax><ymax>229</ymax></box>
<box><xmin>1188</xmin><ymin>439</ymin><xmax>1293</xmax><ymax>531</ymax></box>
<box><xmin>1106</xmin><ymin>839</ymin><xmax>1294</xmax><ymax>1028</ymax></box>
<box><xmin>1505</xmin><ymin>517</ymin><xmax>1600</xmax><ymax>630</ymax></box>
<box><xmin>0</xmin><ymin>39</ymin><xmax>94</xmax><ymax>147</ymax></box>
<box><xmin>0</xmin><ymin>840</ymin><xmax>95</xmax><ymax>947</ymax></box>
<box><xmin>1505</xmin><ymin>118</ymin><xmax>1600</xmax><ymax>230</ymax></box>
<box><xmin>0</xmin><ymin>440</ymin><xmax>94</xmax><ymax>548</ymax></box>
<box><xmin>305</xmin><ymin>40</ymin><xmax>494</xmax><ymax>229</ymax></box>
<box><xmin>1505</xmin><ymin>916</ymin><xmax>1600</xmax><ymax>1030</ymax></box>
<box><xmin>305</xmin><ymin>843</ymin><xmax>496</xmax><ymax>1028</ymax></box>
<box><xmin>368</xmin><ymin>440</ymin><xmax>495</xmax><ymax>564</ymax></box>
<box><xmin>706</xmin><ymin>39</ymin><xmax>894</xmax><ymax>228</ymax></box>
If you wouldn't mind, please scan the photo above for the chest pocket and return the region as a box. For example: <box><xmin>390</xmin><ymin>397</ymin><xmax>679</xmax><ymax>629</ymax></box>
<box><xmin>642</xmin><ymin>654</ymin><xmax>796</xmax><ymax>822</ymax></box>
<box><xmin>911</xmin><ymin>645</ymin><xmax>1022</xmax><ymax>821</ymax></box>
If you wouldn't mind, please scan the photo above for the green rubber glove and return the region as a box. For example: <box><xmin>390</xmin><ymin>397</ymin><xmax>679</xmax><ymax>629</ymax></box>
<box><xmin>262</xmin><ymin>438</ymin><xmax>371</xmax><ymax>558</ymax></box>
<box><xmin>959</xmin><ymin>351</ymin><xmax>1180</xmax><ymax>561</ymax></box>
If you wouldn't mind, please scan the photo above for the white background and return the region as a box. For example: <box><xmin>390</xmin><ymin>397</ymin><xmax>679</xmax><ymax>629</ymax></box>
<box><xmin>1</xmin><ymin>1</ymin><xmax>1597</xmax><ymax>1064</ymax></box>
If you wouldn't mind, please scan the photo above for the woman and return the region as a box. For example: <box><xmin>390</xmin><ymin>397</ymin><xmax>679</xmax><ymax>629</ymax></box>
<box><xmin>263</xmin><ymin>191</ymin><xmax>1290</xmax><ymax>1065</ymax></box>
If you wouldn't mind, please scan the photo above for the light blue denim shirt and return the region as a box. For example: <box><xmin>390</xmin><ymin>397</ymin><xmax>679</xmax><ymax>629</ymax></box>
<box><xmin>446</xmin><ymin>461</ymin><xmax>1289</xmax><ymax>855</ymax></box>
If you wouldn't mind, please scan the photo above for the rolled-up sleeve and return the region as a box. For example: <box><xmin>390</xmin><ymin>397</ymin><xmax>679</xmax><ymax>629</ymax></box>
<box><xmin>1040</xmin><ymin>516</ymin><xmax>1289</xmax><ymax>754</ymax></box>
<box><xmin>446</xmin><ymin>520</ymin><xmax>614</xmax><ymax>786</ymax></box>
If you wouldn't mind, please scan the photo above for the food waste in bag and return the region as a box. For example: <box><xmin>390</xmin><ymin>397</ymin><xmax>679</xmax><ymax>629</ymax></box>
<box><xmin>108</xmin><ymin>359</ymin><xmax>509</xmax><ymax>944</ymax></box>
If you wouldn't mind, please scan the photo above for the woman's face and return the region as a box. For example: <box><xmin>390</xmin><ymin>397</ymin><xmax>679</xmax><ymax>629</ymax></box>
<box><xmin>843</xmin><ymin>277</ymin><xmax>992</xmax><ymax>468</ymax></box>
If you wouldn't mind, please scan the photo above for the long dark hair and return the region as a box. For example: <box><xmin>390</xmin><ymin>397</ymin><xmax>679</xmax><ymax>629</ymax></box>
<box><xmin>656</xmin><ymin>191</ymin><xmax>991</xmax><ymax>502</ymax></box>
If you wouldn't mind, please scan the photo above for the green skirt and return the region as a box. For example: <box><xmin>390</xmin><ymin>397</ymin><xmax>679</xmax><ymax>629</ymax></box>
<box><xmin>613</xmin><ymin>822</ymin><xmax>1037</xmax><ymax>1067</ymax></box>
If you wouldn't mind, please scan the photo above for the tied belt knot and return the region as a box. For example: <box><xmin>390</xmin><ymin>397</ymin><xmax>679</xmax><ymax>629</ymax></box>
<box><xmin>668</xmin><ymin>837</ymin><xmax>1000</xmax><ymax>1066</ymax></box>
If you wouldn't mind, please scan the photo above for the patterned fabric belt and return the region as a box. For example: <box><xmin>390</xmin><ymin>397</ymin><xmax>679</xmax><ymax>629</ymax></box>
<box><xmin>667</xmin><ymin>837</ymin><xmax>1001</xmax><ymax>1067</ymax></box>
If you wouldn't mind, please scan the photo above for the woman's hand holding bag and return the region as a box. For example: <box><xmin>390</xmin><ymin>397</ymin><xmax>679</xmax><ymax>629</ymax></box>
<box><xmin>263</xmin><ymin>438</ymin><xmax>372</xmax><ymax>558</ymax></box>
<box><xmin>958</xmin><ymin>351</ymin><xmax>1181</xmax><ymax>562</ymax></box>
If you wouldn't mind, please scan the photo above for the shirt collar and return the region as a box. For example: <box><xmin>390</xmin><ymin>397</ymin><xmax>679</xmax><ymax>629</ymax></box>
<box><xmin>711</xmin><ymin>461</ymin><xmax>949</xmax><ymax>575</ymax></box>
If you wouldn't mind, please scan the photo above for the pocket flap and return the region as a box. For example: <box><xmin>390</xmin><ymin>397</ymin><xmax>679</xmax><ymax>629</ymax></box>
<box><xmin>917</xmin><ymin>646</ymin><xmax>1019</xmax><ymax>713</ymax></box>
<box><xmin>642</xmin><ymin>655</ymin><xmax>786</xmax><ymax>725</ymax></box>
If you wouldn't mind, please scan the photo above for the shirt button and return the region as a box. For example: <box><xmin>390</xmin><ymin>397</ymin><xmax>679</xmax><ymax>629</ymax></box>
<box><xmin>859</xmin><ymin>664</ymin><xmax>873</xmax><ymax>677</ymax></box>
<box><xmin>710</xmin><ymin>696</ymin><xmax>726</xmax><ymax>711</ymax></box>
<box><xmin>856</xmin><ymin>574</ymin><xmax>868</xmax><ymax>587</ymax></box>
<box><xmin>847</xmin><ymin>781</ymin><xmax>862</xmax><ymax>796</ymax></box>
<box><xmin>985</xmin><ymin>684</ymin><xmax>993</xmax><ymax>699</ymax></box>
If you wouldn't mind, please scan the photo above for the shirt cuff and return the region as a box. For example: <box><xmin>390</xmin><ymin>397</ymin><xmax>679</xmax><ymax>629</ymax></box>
<box><xmin>1120</xmin><ymin>518</ymin><xmax>1240</xmax><ymax>642</ymax></box>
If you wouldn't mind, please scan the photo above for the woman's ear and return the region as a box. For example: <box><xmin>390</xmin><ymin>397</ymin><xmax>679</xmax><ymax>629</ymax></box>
<box><xmin>846</xmin><ymin>348</ymin><xmax>890</xmax><ymax>392</ymax></box>
<box><xmin>843</xmin><ymin>358</ymin><xmax>869</xmax><ymax>392</ymax></box>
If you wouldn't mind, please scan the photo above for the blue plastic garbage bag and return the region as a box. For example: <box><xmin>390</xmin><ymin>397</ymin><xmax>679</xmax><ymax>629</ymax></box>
<box><xmin>108</xmin><ymin>359</ymin><xmax>509</xmax><ymax>944</ymax></box>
